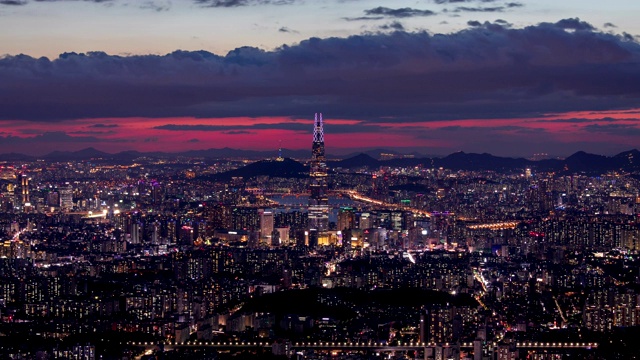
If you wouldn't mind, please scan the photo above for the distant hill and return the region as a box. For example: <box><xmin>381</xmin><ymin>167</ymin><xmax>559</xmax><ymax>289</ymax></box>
<box><xmin>1</xmin><ymin>147</ymin><xmax>638</xmax><ymax>174</ymax></box>
<box><xmin>176</xmin><ymin>147</ymin><xmax>310</xmax><ymax>160</ymax></box>
<box><xmin>0</xmin><ymin>147</ymin><xmax>311</xmax><ymax>162</ymax></box>
<box><xmin>202</xmin><ymin>158</ymin><xmax>308</xmax><ymax>181</ymax></box>
<box><xmin>331</xmin><ymin>149</ymin><xmax>640</xmax><ymax>174</ymax></box>
<box><xmin>614</xmin><ymin>149</ymin><xmax>640</xmax><ymax>168</ymax></box>
<box><xmin>339</xmin><ymin>148</ymin><xmax>428</xmax><ymax>160</ymax></box>
<box><xmin>330</xmin><ymin>153</ymin><xmax>380</xmax><ymax>168</ymax></box>
<box><xmin>434</xmin><ymin>152</ymin><xmax>533</xmax><ymax>171</ymax></box>
<box><xmin>558</xmin><ymin>151</ymin><xmax>609</xmax><ymax>173</ymax></box>
<box><xmin>44</xmin><ymin>147</ymin><xmax>110</xmax><ymax>161</ymax></box>
<box><xmin>0</xmin><ymin>153</ymin><xmax>36</xmax><ymax>161</ymax></box>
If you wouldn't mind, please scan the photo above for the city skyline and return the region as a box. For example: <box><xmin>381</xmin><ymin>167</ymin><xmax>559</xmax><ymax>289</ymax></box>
<box><xmin>1</xmin><ymin>1</ymin><xmax>640</xmax><ymax>156</ymax></box>
<box><xmin>1</xmin><ymin>111</ymin><xmax>638</xmax><ymax>359</ymax></box>
<box><xmin>3</xmin><ymin>3</ymin><xmax>640</xmax><ymax>358</ymax></box>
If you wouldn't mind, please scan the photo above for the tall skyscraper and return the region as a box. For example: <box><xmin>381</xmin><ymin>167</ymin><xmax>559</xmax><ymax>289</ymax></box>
<box><xmin>308</xmin><ymin>113</ymin><xmax>329</xmax><ymax>247</ymax></box>
<box><xmin>20</xmin><ymin>173</ymin><xmax>30</xmax><ymax>205</ymax></box>
<box><xmin>259</xmin><ymin>209</ymin><xmax>274</xmax><ymax>244</ymax></box>
<box><xmin>130</xmin><ymin>222</ymin><xmax>141</xmax><ymax>245</ymax></box>
<box><xmin>60</xmin><ymin>183</ymin><xmax>73</xmax><ymax>211</ymax></box>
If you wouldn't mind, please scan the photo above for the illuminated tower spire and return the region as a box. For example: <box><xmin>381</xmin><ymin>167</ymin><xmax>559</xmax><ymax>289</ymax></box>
<box><xmin>308</xmin><ymin>112</ymin><xmax>329</xmax><ymax>247</ymax></box>
<box><xmin>313</xmin><ymin>113</ymin><xmax>324</xmax><ymax>143</ymax></box>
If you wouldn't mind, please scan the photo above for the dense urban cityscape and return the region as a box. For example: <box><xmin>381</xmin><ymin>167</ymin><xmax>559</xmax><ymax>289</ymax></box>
<box><xmin>0</xmin><ymin>113</ymin><xmax>638</xmax><ymax>359</ymax></box>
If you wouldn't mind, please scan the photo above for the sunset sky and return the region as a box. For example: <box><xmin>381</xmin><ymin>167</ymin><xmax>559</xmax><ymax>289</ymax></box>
<box><xmin>1</xmin><ymin>0</ymin><xmax>640</xmax><ymax>156</ymax></box>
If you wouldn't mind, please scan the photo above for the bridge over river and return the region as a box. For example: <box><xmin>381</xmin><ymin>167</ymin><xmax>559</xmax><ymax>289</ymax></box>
<box><xmin>128</xmin><ymin>340</ymin><xmax>598</xmax><ymax>353</ymax></box>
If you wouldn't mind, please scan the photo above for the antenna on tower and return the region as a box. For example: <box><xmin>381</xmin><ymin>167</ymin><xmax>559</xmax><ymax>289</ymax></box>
<box><xmin>313</xmin><ymin>112</ymin><xmax>324</xmax><ymax>143</ymax></box>
<box><xmin>276</xmin><ymin>140</ymin><xmax>284</xmax><ymax>161</ymax></box>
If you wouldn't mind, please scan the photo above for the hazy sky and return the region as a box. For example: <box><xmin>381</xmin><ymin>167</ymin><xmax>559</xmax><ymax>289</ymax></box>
<box><xmin>2</xmin><ymin>0</ymin><xmax>638</xmax><ymax>58</ymax></box>
<box><xmin>1</xmin><ymin>0</ymin><xmax>640</xmax><ymax>156</ymax></box>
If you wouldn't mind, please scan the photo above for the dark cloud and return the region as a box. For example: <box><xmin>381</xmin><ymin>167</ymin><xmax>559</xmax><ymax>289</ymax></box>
<box><xmin>466</xmin><ymin>19</ymin><xmax>514</xmax><ymax>28</ymax></box>
<box><xmin>69</xmin><ymin>130</ymin><xmax>117</xmax><ymax>135</ymax></box>
<box><xmin>437</xmin><ymin>125</ymin><xmax>530</xmax><ymax>132</ymax></box>
<box><xmin>195</xmin><ymin>0</ymin><xmax>295</xmax><ymax>7</ymax></box>
<box><xmin>554</xmin><ymin>18</ymin><xmax>595</xmax><ymax>31</ymax></box>
<box><xmin>454</xmin><ymin>6</ymin><xmax>507</xmax><ymax>12</ymax></box>
<box><xmin>155</xmin><ymin>124</ymin><xmax>270</xmax><ymax>131</ymax></box>
<box><xmin>434</xmin><ymin>0</ymin><xmax>499</xmax><ymax>3</ymax></box>
<box><xmin>34</xmin><ymin>0</ymin><xmax>114</xmax><ymax>3</ymax></box>
<box><xmin>364</xmin><ymin>7</ymin><xmax>436</xmax><ymax>18</ymax></box>
<box><xmin>0</xmin><ymin>131</ymin><xmax>127</xmax><ymax>144</ymax></box>
<box><xmin>2</xmin><ymin>19</ymin><xmax>640</xmax><ymax>126</ymax></box>
<box><xmin>450</xmin><ymin>2</ymin><xmax>522</xmax><ymax>12</ymax></box>
<box><xmin>0</xmin><ymin>0</ymin><xmax>170</xmax><ymax>10</ymax></box>
<box><xmin>379</xmin><ymin>21</ymin><xmax>405</xmax><ymax>31</ymax></box>
<box><xmin>278</xmin><ymin>26</ymin><xmax>298</xmax><ymax>33</ymax></box>
<box><xmin>535</xmin><ymin>117</ymin><xmax>625</xmax><ymax>123</ymax></box>
<box><xmin>140</xmin><ymin>1</ymin><xmax>170</xmax><ymax>11</ymax></box>
<box><xmin>88</xmin><ymin>123</ymin><xmax>119</xmax><ymax>128</ymax></box>
<box><xmin>153</xmin><ymin>122</ymin><xmax>365</xmax><ymax>134</ymax></box>
<box><xmin>19</xmin><ymin>128</ymin><xmax>48</xmax><ymax>134</ymax></box>
<box><xmin>187</xmin><ymin>138</ymin><xmax>200</xmax><ymax>143</ymax></box>
<box><xmin>0</xmin><ymin>0</ymin><xmax>115</xmax><ymax>6</ymax></box>
<box><xmin>387</xmin><ymin>122</ymin><xmax>636</xmax><ymax>156</ymax></box>
<box><xmin>583</xmin><ymin>123</ymin><xmax>640</xmax><ymax>136</ymax></box>
<box><xmin>343</xmin><ymin>16</ymin><xmax>384</xmax><ymax>21</ymax></box>
<box><xmin>494</xmin><ymin>19</ymin><xmax>512</xmax><ymax>26</ymax></box>
<box><xmin>604</xmin><ymin>22</ymin><xmax>617</xmax><ymax>28</ymax></box>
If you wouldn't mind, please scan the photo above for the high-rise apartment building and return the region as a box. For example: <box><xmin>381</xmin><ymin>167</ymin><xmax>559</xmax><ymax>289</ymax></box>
<box><xmin>337</xmin><ymin>207</ymin><xmax>355</xmax><ymax>231</ymax></box>
<box><xmin>60</xmin><ymin>183</ymin><xmax>74</xmax><ymax>211</ymax></box>
<box><xmin>20</xmin><ymin>173</ymin><xmax>30</xmax><ymax>206</ymax></box>
<box><xmin>259</xmin><ymin>209</ymin><xmax>274</xmax><ymax>244</ymax></box>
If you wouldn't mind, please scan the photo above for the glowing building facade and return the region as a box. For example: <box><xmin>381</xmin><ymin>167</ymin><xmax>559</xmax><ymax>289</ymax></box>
<box><xmin>308</xmin><ymin>113</ymin><xmax>329</xmax><ymax>247</ymax></box>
